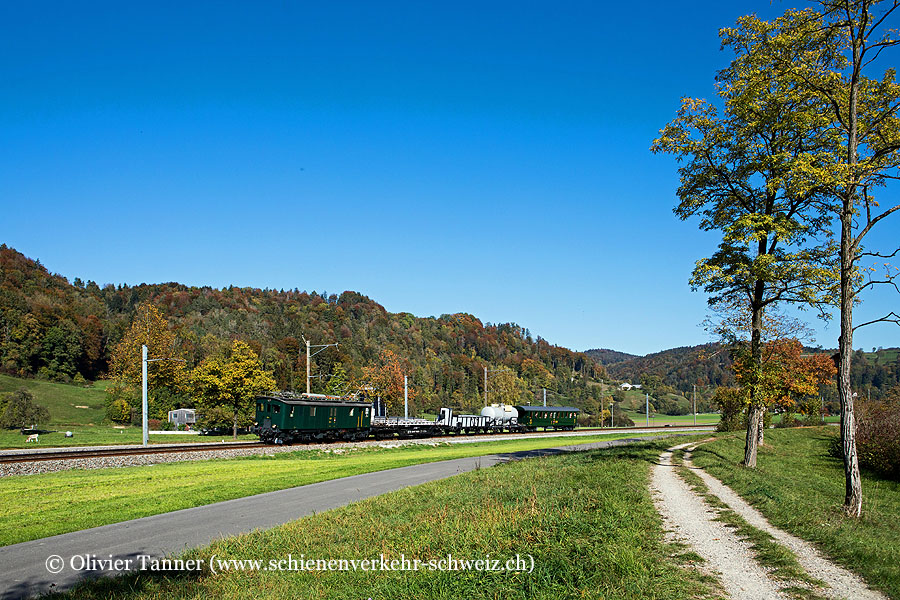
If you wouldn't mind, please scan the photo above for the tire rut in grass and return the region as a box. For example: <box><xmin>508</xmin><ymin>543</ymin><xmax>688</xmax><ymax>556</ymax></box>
<box><xmin>651</xmin><ymin>442</ymin><xmax>789</xmax><ymax>600</ymax></box>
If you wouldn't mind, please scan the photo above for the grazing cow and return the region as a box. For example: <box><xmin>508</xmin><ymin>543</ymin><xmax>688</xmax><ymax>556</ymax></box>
<box><xmin>26</xmin><ymin>434</ymin><xmax>39</xmax><ymax>443</ymax></box>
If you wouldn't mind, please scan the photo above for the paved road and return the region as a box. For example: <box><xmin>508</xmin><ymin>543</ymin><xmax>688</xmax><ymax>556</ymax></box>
<box><xmin>0</xmin><ymin>435</ymin><xmax>680</xmax><ymax>599</ymax></box>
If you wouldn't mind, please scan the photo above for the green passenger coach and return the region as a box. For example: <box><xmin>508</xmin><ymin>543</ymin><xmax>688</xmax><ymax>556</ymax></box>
<box><xmin>254</xmin><ymin>393</ymin><xmax>372</xmax><ymax>444</ymax></box>
<box><xmin>514</xmin><ymin>405</ymin><xmax>579</xmax><ymax>431</ymax></box>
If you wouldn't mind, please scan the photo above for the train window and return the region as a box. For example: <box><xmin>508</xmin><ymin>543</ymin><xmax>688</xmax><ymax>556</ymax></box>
<box><xmin>349</xmin><ymin>408</ymin><xmax>355</xmax><ymax>416</ymax></box>
<box><xmin>310</xmin><ymin>407</ymin><xmax>316</xmax><ymax>417</ymax></box>
<box><xmin>273</xmin><ymin>405</ymin><xmax>280</xmax><ymax>414</ymax></box>
<box><xmin>289</xmin><ymin>408</ymin><xmax>294</xmax><ymax>418</ymax></box>
<box><xmin>257</xmin><ymin>402</ymin><xmax>263</xmax><ymax>412</ymax></box>
<box><xmin>330</xmin><ymin>407</ymin><xmax>337</xmax><ymax>416</ymax></box>
<box><xmin>365</xmin><ymin>407</ymin><xmax>370</xmax><ymax>416</ymax></box>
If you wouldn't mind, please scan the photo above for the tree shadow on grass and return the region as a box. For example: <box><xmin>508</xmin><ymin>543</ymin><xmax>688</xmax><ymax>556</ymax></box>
<box><xmin>42</xmin><ymin>565</ymin><xmax>201</xmax><ymax>600</ymax></box>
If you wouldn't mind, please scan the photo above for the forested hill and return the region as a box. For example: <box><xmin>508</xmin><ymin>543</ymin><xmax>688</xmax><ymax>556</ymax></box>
<box><xmin>0</xmin><ymin>244</ymin><xmax>606</xmax><ymax>414</ymax></box>
<box><xmin>602</xmin><ymin>342</ymin><xmax>900</xmax><ymax>400</ymax></box>
<box><xmin>583</xmin><ymin>348</ymin><xmax>638</xmax><ymax>366</ymax></box>
<box><xmin>603</xmin><ymin>344</ymin><xmax>735</xmax><ymax>394</ymax></box>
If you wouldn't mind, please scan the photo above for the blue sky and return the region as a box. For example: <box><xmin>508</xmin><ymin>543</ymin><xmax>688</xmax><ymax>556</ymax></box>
<box><xmin>1</xmin><ymin>1</ymin><xmax>898</xmax><ymax>355</ymax></box>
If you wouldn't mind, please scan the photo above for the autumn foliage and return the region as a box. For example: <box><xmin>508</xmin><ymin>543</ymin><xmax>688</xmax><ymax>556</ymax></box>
<box><xmin>732</xmin><ymin>339</ymin><xmax>836</xmax><ymax>415</ymax></box>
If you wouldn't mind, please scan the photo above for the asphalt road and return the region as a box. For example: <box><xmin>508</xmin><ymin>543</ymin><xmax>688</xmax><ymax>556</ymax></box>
<box><xmin>0</xmin><ymin>434</ymin><xmax>684</xmax><ymax>599</ymax></box>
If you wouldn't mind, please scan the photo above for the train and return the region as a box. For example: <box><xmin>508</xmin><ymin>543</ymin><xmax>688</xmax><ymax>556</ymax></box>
<box><xmin>253</xmin><ymin>392</ymin><xmax>579</xmax><ymax>445</ymax></box>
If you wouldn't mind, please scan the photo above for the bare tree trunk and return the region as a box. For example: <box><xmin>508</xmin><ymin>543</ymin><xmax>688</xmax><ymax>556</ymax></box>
<box><xmin>744</xmin><ymin>404</ymin><xmax>762</xmax><ymax>467</ymax></box>
<box><xmin>838</xmin><ymin>17</ymin><xmax>863</xmax><ymax>517</ymax></box>
<box><xmin>233</xmin><ymin>415</ymin><xmax>238</xmax><ymax>440</ymax></box>
<box><xmin>757</xmin><ymin>408</ymin><xmax>765</xmax><ymax>446</ymax></box>
<box><xmin>743</xmin><ymin>281</ymin><xmax>765</xmax><ymax>468</ymax></box>
<box><xmin>839</xmin><ymin>203</ymin><xmax>863</xmax><ymax>516</ymax></box>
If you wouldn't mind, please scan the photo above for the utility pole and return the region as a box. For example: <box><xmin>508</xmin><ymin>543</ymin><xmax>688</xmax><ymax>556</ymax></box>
<box><xmin>693</xmin><ymin>384</ymin><xmax>696</xmax><ymax>426</ymax></box>
<box><xmin>543</xmin><ymin>388</ymin><xmax>546</xmax><ymax>407</ymax></box>
<box><xmin>404</xmin><ymin>375</ymin><xmax>408</xmax><ymax>419</ymax></box>
<box><xmin>302</xmin><ymin>336</ymin><xmax>338</xmax><ymax>395</ymax></box>
<box><xmin>142</xmin><ymin>345</ymin><xmax>148</xmax><ymax>447</ymax></box>
<box><xmin>141</xmin><ymin>344</ymin><xmax>185</xmax><ymax>448</ymax></box>
<box><xmin>610</xmin><ymin>400</ymin><xmax>614</xmax><ymax>428</ymax></box>
<box><xmin>646</xmin><ymin>392</ymin><xmax>649</xmax><ymax>427</ymax></box>
<box><xmin>484</xmin><ymin>366</ymin><xmax>488</xmax><ymax>405</ymax></box>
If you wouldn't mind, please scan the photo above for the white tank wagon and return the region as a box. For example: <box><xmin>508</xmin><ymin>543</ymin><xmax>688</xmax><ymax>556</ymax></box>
<box><xmin>480</xmin><ymin>403</ymin><xmax>518</xmax><ymax>425</ymax></box>
<box><xmin>435</xmin><ymin>405</ymin><xmax>525</xmax><ymax>434</ymax></box>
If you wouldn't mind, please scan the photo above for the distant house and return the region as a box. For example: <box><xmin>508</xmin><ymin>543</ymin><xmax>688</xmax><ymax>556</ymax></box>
<box><xmin>168</xmin><ymin>408</ymin><xmax>196</xmax><ymax>427</ymax></box>
<box><xmin>618</xmin><ymin>383</ymin><xmax>642</xmax><ymax>391</ymax></box>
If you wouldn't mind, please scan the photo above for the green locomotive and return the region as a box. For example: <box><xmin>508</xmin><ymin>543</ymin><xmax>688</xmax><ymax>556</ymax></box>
<box><xmin>254</xmin><ymin>392</ymin><xmax>372</xmax><ymax>444</ymax></box>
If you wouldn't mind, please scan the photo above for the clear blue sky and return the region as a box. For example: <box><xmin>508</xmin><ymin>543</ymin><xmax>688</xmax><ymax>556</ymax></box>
<box><xmin>1</xmin><ymin>1</ymin><xmax>897</xmax><ymax>355</ymax></box>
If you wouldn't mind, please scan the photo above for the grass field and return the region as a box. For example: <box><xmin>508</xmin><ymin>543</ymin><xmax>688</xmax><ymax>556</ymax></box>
<box><xmin>0</xmin><ymin>374</ymin><xmax>109</xmax><ymax>425</ymax></box>
<box><xmin>51</xmin><ymin>439</ymin><xmax>718</xmax><ymax>600</ymax></box>
<box><xmin>0</xmin><ymin>432</ymin><xmax>689</xmax><ymax>547</ymax></box>
<box><xmin>621</xmin><ymin>410</ymin><xmax>720</xmax><ymax>426</ymax></box>
<box><xmin>692</xmin><ymin>427</ymin><xmax>900</xmax><ymax>599</ymax></box>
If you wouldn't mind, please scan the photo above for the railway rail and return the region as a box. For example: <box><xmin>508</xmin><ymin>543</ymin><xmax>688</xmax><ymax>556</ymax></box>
<box><xmin>0</xmin><ymin>441</ymin><xmax>267</xmax><ymax>464</ymax></box>
<box><xmin>0</xmin><ymin>424</ymin><xmax>713</xmax><ymax>464</ymax></box>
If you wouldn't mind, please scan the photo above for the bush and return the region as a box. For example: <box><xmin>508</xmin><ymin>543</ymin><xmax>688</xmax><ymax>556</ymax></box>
<box><xmin>714</xmin><ymin>387</ymin><xmax>745</xmax><ymax>432</ymax></box>
<box><xmin>830</xmin><ymin>395</ymin><xmax>900</xmax><ymax>481</ymax></box>
<box><xmin>106</xmin><ymin>397</ymin><xmax>131</xmax><ymax>424</ymax></box>
<box><xmin>775</xmin><ymin>412</ymin><xmax>800</xmax><ymax>428</ymax></box>
<box><xmin>857</xmin><ymin>399</ymin><xmax>900</xmax><ymax>480</ymax></box>
<box><xmin>148</xmin><ymin>418</ymin><xmax>162</xmax><ymax>430</ymax></box>
<box><xmin>0</xmin><ymin>389</ymin><xmax>50</xmax><ymax>429</ymax></box>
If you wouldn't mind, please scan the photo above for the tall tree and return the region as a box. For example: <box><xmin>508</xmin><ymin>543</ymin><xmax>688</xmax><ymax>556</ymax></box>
<box><xmin>755</xmin><ymin>0</ymin><xmax>900</xmax><ymax>517</ymax></box>
<box><xmin>192</xmin><ymin>340</ymin><xmax>276</xmax><ymax>439</ymax></box>
<box><xmin>109</xmin><ymin>303</ymin><xmax>185</xmax><ymax>391</ymax></box>
<box><xmin>363</xmin><ymin>350</ymin><xmax>415</xmax><ymax>416</ymax></box>
<box><xmin>652</xmin><ymin>12</ymin><xmax>838</xmax><ymax>467</ymax></box>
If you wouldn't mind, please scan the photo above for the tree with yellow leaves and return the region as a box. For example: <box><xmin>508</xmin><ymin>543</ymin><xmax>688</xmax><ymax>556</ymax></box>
<box><xmin>108</xmin><ymin>303</ymin><xmax>187</xmax><ymax>421</ymax></box>
<box><xmin>652</xmin><ymin>10</ymin><xmax>840</xmax><ymax>468</ymax></box>
<box><xmin>192</xmin><ymin>340</ymin><xmax>276</xmax><ymax>438</ymax></box>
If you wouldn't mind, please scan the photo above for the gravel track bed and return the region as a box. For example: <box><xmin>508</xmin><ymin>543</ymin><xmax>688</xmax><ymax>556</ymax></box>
<box><xmin>0</xmin><ymin>428</ymin><xmax>656</xmax><ymax>477</ymax></box>
<box><xmin>1</xmin><ymin>427</ymin><xmax>712</xmax><ymax>477</ymax></box>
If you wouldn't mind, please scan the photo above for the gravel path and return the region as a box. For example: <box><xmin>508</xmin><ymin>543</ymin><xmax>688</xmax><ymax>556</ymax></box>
<box><xmin>650</xmin><ymin>442</ymin><xmax>789</xmax><ymax>600</ymax></box>
<box><xmin>682</xmin><ymin>447</ymin><xmax>886</xmax><ymax>600</ymax></box>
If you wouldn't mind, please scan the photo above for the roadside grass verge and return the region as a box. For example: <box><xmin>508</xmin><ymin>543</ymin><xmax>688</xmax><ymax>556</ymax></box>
<box><xmin>53</xmin><ymin>441</ymin><xmax>720</xmax><ymax>600</ymax></box>
<box><xmin>691</xmin><ymin>428</ymin><xmax>900</xmax><ymax>599</ymax></box>
<box><xmin>0</xmin><ymin>432</ymin><xmax>697</xmax><ymax>546</ymax></box>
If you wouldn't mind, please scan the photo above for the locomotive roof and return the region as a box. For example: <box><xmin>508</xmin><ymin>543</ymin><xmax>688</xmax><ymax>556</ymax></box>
<box><xmin>257</xmin><ymin>394</ymin><xmax>370</xmax><ymax>408</ymax></box>
<box><xmin>515</xmin><ymin>405</ymin><xmax>580</xmax><ymax>412</ymax></box>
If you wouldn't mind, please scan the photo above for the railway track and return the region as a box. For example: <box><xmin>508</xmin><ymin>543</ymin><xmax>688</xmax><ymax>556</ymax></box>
<box><xmin>0</xmin><ymin>441</ymin><xmax>267</xmax><ymax>464</ymax></box>
<box><xmin>0</xmin><ymin>424</ymin><xmax>713</xmax><ymax>464</ymax></box>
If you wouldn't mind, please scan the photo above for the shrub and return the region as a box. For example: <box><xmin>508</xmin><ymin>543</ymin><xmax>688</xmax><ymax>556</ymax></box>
<box><xmin>830</xmin><ymin>394</ymin><xmax>900</xmax><ymax>481</ymax></box>
<box><xmin>106</xmin><ymin>397</ymin><xmax>131</xmax><ymax>424</ymax></box>
<box><xmin>0</xmin><ymin>389</ymin><xmax>50</xmax><ymax>429</ymax></box>
<box><xmin>148</xmin><ymin>418</ymin><xmax>162</xmax><ymax>430</ymax></box>
<box><xmin>714</xmin><ymin>387</ymin><xmax>745</xmax><ymax>432</ymax></box>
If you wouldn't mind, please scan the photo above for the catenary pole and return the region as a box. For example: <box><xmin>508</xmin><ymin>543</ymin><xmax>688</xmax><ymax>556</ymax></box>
<box><xmin>142</xmin><ymin>345</ymin><xmax>148</xmax><ymax>447</ymax></box>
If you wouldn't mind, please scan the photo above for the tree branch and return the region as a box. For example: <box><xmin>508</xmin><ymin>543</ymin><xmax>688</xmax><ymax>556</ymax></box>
<box><xmin>852</xmin><ymin>311</ymin><xmax>900</xmax><ymax>331</ymax></box>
